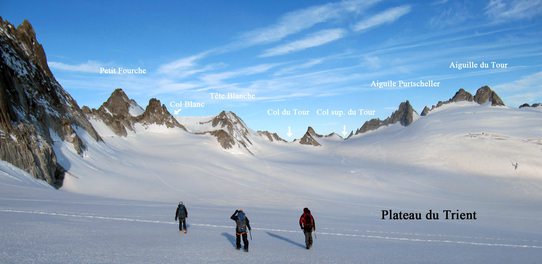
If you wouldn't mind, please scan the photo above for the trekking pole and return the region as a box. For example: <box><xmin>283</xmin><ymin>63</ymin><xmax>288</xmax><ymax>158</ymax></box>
<box><xmin>314</xmin><ymin>231</ymin><xmax>317</xmax><ymax>240</ymax></box>
<box><xmin>249</xmin><ymin>229</ymin><xmax>253</xmax><ymax>240</ymax></box>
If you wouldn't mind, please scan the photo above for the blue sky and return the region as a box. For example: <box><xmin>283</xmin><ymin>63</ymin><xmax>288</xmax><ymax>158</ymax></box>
<box><xmin>2</xmin><ymin>0</ymin><xmax>542</xmax><ymax>138</ymax></box>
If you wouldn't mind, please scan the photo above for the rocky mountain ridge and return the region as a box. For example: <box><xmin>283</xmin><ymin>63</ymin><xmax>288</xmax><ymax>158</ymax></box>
<box><xmin>0</xmin><ymin>18</ymin><xmax>100</xmax><ymax>187</ymax></box>
<box><xmin>421</xmin><ymin>86</ymin><xmax>505</xmax><ymax>116</ymax></box>
<box><xmin>354</xmin><ymin>100</ymin><xmax>418</xmax><ymax>136</ymax></box>
<box><xmin>83</xmin><ymin>88</ymin><xmax>185</xmax><ymax>136</ymax></box>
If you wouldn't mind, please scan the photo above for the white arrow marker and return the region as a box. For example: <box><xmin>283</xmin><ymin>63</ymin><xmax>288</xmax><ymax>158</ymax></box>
<box><xmin>287</xmin><ymin>126</ymin><xmax>293</xmax><ymax>138</ymax></box>
<box><xmin>174</xmin><ymin>108</ymin><xmax>182</xmax><ymax>115</ymax></box>
<box><xmin>342</xmin><ymin>125</ymin><xmax>348</xmax><ymax>137</ymax></box>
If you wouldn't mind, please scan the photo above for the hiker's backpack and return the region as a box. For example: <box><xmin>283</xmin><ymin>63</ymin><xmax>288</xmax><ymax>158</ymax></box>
<box><xmin>304</xmin><ymin>214</ymin><xmax>313</xmax><ymax>229</ymax></box>
<box><xmin>236</xmin><ymin>212</ymin><xmax>247</xmax><ymax>233</ymax></box>
<box><xmin>177</xmin><ymin>204</ymin><xmax>187</xmax><ymax>218</ymax></box>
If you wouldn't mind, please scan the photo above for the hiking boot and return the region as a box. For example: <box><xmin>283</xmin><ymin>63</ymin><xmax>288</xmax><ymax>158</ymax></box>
<box><xmin>184</xmin><ymin>230</ymin><xmax>187</xmax><ymax>234</ymax></box>
<box><xmin>244</xmin><ymin>248</ymin><xmax>249</xmax><ymax>252</ymax></box>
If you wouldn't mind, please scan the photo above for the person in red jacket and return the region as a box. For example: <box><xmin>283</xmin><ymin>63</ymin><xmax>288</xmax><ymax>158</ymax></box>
<box><xmin>299</xmin><ymin>207</ymin><xmax>315</xmax><ymax>249</ymax></box>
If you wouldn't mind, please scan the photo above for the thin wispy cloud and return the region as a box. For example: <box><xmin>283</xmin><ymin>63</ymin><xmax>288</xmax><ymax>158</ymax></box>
<box><xmin>274</xmin><ymin>58</ymin><xmax>325</xmax><ymax>76</ymax></box>
<box><xmin>200</xmin><ymin>63</ymin><xmax>278</xmax><ymax>85</ymax></box>
<box><xmin>261</xmin><ymin>29</ymin><xmax>346</xmax><ymax>57</ymax></box>
<box><xmin>353</xmin><ymin>5</ymin><xmax>411</xmax><ymax>32</ymax></box>
<box><xmin>239</xmin><ymin>0</ymin><xmax>379</xmax><ymax>46</ymax></box>
<box><xmin>494</xmin><ymin>71</ymin><xmax>542</xmax><ymax>92</ymax></box>
<box><xmin>485</xmin><ymin>0</ymin><xmax>542</xmax><ymax>22</ymax></box>
<box><xmin>157</xmin><ymin>51</ymin><xmax>211</xmax><ymax>76</ymax></box>
<box><xmin>48</xmin><ymin>60</ymin><xmax>105</xmax><ymax>73</ymax></box>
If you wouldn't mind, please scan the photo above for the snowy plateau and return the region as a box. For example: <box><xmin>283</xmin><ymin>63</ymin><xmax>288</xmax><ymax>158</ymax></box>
<box><xmin>1</xmin><ymin>102</ymin><xmax>542</xmax><ymax>263</ymax></box>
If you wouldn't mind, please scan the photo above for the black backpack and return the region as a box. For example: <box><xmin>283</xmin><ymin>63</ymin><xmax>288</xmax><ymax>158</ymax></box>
<box><xmin>177</xmin><ymin>204</ymin><xmax>187</xmax><ymax>218</ymax></box>
<box><xmin>236</xmin><ymin>212</ymin><xmax>247</xmax><ymax>232</ymax></box>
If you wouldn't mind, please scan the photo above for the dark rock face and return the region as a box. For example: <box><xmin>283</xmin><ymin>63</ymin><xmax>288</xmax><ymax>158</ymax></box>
<box><xmin>451</xmin><ymin>88</ymin><xmax>474</xmax><ymax>102</ymax></box>
<box><xmin>210</xmin><ymin>130</ymin><xmax>236</xmax><ymax>149</ymax></box>
<box><xmin>421</xmin><ymin>106</ymin><xmax>430</xmax><ymax>116</ymax></box>
<box><xmin>84</xmin><ymin>88</ymin><xmax>145</xmax><ymax>136</ymax></box>
<box><xmin>424</xmin><ymin>86</ymin><xmax>505</xmax><ymax>114</ymax></box>
<box><xmin>257</xmin><ymin>131</ymin><xmax>286</xmax><ymax>142</ymax></box>
<box><xmin>0</xmin><ymin>18</ymin><xmax>100</xmax><ymax>187</ymax></box>
<box><xmin>519</xmin><ymin>103</ymin><xmax>542</xmax><ymax>108</ymax></box>
<box><xmin>356</xmin><ymin>118</ymin><xmax>384</xmax><ymax>134</ymax></box>
<box><xmin>387</xmin><ymin>101</ymin><xmax>416</xmax><ymax>126</ymax></box>
<box><xmin>299</xmin><ymin>127</ymin><xmax>322</xmax><ymax>146</ymax></box>
<box><xmin>136</xmin><ymin>98</ymin><xmax>186</xmax><ymax>129</ymax></box>
<box><xmin>200</xmin><ymin>111</ymin><xmax>252</xmax><ymax>151</ymax></box>
<box><xmin>355</xmin><ymin>101</ymin><xmax>417</xmax><ymax>135</ymax></box>
<box><xmin>474</xmin><ymin>86</ymin><xmax>505</xmax><ymax>106</ymax></box>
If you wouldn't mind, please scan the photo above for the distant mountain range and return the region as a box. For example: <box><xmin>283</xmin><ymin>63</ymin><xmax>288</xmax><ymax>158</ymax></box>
<box><xmin>0</xmin><ymin>18</ymin><xmax>540</xmax><ymax>188</ymax></box>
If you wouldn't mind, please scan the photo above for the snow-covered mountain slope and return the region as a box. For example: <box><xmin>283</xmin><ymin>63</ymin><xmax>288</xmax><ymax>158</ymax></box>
<box><xmin>176</xmin><ymin>111</ymin><xmax>286</xmax><ymax>154</ymax></box>
<box><xmin>55</xmin><ymin>102</ymin><xmax>542</xmax><ymax>212</ymax></box>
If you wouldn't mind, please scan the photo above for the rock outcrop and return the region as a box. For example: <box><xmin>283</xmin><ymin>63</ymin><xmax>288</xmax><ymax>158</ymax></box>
<box><xmin>136</xmin><ymin>98</ymin><xmax>185</xmax><ymax>129</ymax></box>
<box><xmin>355</xmin><ymin>101</ymin><xmax>418</xmax><ymax>135</ymax></box>
<box><xmin>421</xmin><ymin>86</ymin><xmax>505</xmax><ymax>115</ymax></box>
<box><xmin>199</xmin><ymin>111</ymin><xmax>253</xmax><ymax>152</ymax></box>
<box><xmin>474</xmin><ymin>86</ymin><xmax>505</xmax><ymax>106</ymax></box>
<box><xmin>519</xmin><ymin>103</ymin><xmax>541</xmax><ymax>108</ymax></box>
<box><xmin>257</xmin><ymin>131</ymin><xmax>287</xmax><ymax>142</ymax></box>
<box><xmin>0</xmin><ymin>18</ymin><xmax>101</xmax><ymax>188</ymax></box>
<box><xmin>299</xmin><ymin>127</ymin><xmax>322</xmax><ymax>146</ymax></box>
<box><xmin>421</xmin><ymin>106</ymin><xmax>430</xmax><ymax>116</ymax></box>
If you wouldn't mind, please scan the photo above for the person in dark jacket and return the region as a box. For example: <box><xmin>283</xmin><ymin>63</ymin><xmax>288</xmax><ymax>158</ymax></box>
<box><xmin>299</xmin><ymin>207</ymin><xmax>315</xmax><ymax>249</ymax></box>
<box><xmin>175</xmin><ymin>201</ymin><xmax>188</xmax><ymax>234</ymax></box>
<box><xmin>231</xmin><ymin>209</ymin><xmax>251</xmax><ymax>252</ymax></box>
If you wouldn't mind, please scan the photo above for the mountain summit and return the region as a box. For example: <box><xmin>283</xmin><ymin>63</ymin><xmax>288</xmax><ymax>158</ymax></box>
<box><xmin>0</xmin><ymin>18</ymin><xmax>101</xmax><ymax>187</ymax></box>
<box><xmin>355</xmin><ymin>100</ymin><xmax>418</xmax><ymax>135</ymax></box>
<box><xmin>422</xmin><ymin>86</ymin><xmax>505</xmax><ymax>116</ymax></box>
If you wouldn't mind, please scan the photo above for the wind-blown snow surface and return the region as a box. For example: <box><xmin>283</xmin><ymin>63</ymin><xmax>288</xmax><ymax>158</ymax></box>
<box><xmin>1</xmin><ymin>104</ymin><xmax>542</xmax><ymax>263</ymax></box>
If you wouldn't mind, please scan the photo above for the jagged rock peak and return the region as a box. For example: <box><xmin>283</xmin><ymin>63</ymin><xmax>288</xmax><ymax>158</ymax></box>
<box><xmin>386</xmin><ymin>100</ymin><xmax>417</xmax><ymax>127</ymax></box>
<box><xmin>1</xmin><ymin>17</ymin><xmax>101</xmax><ymax>187</ymax></box>
<box><xmin>451</xmin><ymin>88</ymin><xmax>474</xmax><ymax>102</ymax></box>
<box><xmin>211</xmin><ymin>111</ymin><xmax>249</xmax><ymax>133</ymax></box>
<box><xmin>355</xmin><ymin>118</ymin><xmax>384</xmax><ymax>135</ymax></box>
<box><xmin>299</xmin><ymin>127</ymin><xmax>322</xmax><ymax>146</ymax></box>
<box><xmin>421</xmin><ymin>106</ymin><xmax>430</xmax><ymax>116</ymax></box>
<box><xmin>100</xmin><ymin>88</ymin><xmax>142</xmax><ymax>117</ymax></box>
<box><xmin>137</xmin><ymin>98</ymin><xmax>186</xmax><ymax>130</ymax></box>
<box><xmin>0</xmin><ymin>18</ymin><xmax>52</xmax><ymax>78</ymax></box>
<box><xmin>426</xmin><ymin>86</ymin><xmax>505</xmax><ymax>114</ymax></box>
<box><xmin>474</xmin><ymin>86</ymin><xmax>505</xmax><ymax>106</ymax></box>
<box><xmin>307</xmin><ymin>126</ymin><xmax>322</xmax><ymax>138</ymax></box>
<box><xmin>355</xmin><ymin>101</ymin><xmax>417</xmax><ymax>135</ymax></box>
<box><xmin>257</xmin><ymin>131</ymin><xmax>286</xmax><ymax>142</ymax></box>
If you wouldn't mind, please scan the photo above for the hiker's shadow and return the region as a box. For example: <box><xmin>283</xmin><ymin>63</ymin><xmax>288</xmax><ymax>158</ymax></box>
<box><xmin>266</xmin><ymin>232</ymin><xmax>305</xmax><ymax>249</ymax></box>
<box><xmin>221</xmin><ymin>232</ymin><xmax>236</xmax><ymax>247</ymax></box>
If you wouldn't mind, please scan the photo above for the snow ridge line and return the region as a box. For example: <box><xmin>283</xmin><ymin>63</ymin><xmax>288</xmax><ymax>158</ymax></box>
<box><xmin>2</xmin><ymin>209</ymin><xmax>541</xmax><ymax>249</ymax></box>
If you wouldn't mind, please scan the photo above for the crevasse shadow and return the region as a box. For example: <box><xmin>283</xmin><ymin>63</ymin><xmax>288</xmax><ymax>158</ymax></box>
<box><xmin>266</xmin><ymin>232</ymin><xmax>305</xmax><ymax>249</ymax></box>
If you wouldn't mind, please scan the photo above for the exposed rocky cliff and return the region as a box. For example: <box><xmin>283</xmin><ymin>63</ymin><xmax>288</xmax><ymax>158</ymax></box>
<box><xmin>355</xmin><ymin>101</ymin><xmax>418</xmax><ymax>135</ymax></box>
<box><xmin>299</xmin><ymin>127</ymin><xmax>322</xmax><ymax>146</ymax></box>
<box><xmin>83</xmin><ymin>88</ymin><xmax>144</xmax><ymax>136</ymax></box>
<box><xmin>0</xmin><ymin>18</ymin><xmax>100</xmax><ymax>187</ymax></box>
<box><xmin>422</xmin><ymin>86</ymin><xmax>505</xmax><ymax>115</ymax></box>
<box><xmin>199</xmin><ymin>111</ymin><xmax>253</xmax><ymax>151</ymax></box>
<box><xmin>135</xmin><ymin>98</ymin><xmax>185</xmax><ymax>129</ymax></box>
<box><xmin>257</xmin><ymin>131</ymin><xmax>287</xmax><ymax>142</ymax></box>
